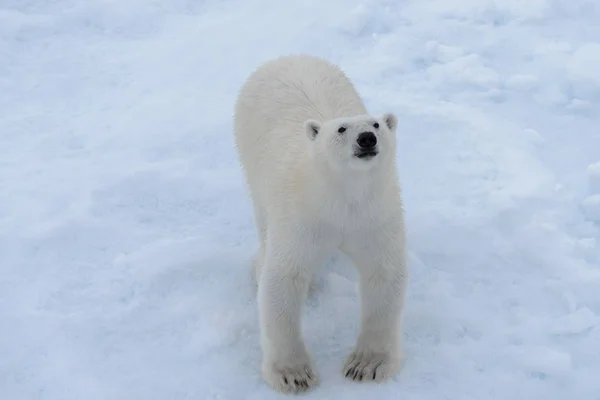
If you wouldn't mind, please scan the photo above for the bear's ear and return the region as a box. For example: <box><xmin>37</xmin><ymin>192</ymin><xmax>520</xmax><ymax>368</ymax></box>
<box><xmin>381</xmin><ymin>112</ymin><xmax>398</xmax><ymax>133</ymax></box>
<box><xmin>304</xmin><ymin>119</ymin><xmax>321</xmax><ymax>140</ymax></box>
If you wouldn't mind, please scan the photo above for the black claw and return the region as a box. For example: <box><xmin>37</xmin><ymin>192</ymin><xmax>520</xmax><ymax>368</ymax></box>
<box><xmin>373</xmin><ymin>361</ymin><xmax>383</xmax><ymax>380</ymax></box>
<box><xmin>305</xmin><ymin>369</ymin><xmax>313</xmax><ymax>380</ymax></box>
<box><xmin>345</xmin><ymin>368</ymin><xmax>352</xmax><ymax>378</ymax></box>
<box><xmin>358</xmin><ymin>371</ymin><xmax>364</xmax><ymax>381</ymax></box>
<box><xmin>294</xmin><ymin>379</ymin><xmax>299</xmax><ymax>386</ymax></box>
<box><xmin>283</xmin><ymin>376</ymin><xmax>288</xmax><ymax>384</ymax></box>
<box><xmin>353</xmin><ymin>369</ymin><xmax>360</xmax><ymax>380</ymax></box>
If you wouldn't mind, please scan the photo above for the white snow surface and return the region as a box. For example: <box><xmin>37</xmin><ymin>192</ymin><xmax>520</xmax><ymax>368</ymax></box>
<box><xmin>2</xmin><ymin>1</ymin><xmax>600</xmax><ymax>399</ymax></box>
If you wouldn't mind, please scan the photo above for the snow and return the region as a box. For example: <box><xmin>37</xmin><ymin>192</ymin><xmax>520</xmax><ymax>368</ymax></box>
<box><xmin>1</xmin><ymin>0</ymin><xmax>599</xmax><ymax>399</ymax></box>
<box><xmin>582</xmin><ymin>195</ymin><xmax>600</xmax><ymax>222</ymax></box>
<box><xmin>589</xmin><ymin>161</ymin><xmax>600</xmax><ymax>193</ymax></box>
<box><xmin>567</xmin><ymin>43</ymin><xmax>600</xmax><ymax>98</ymax></box>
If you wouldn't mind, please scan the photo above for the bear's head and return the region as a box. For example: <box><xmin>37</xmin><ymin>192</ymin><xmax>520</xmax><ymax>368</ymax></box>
<box><xmin>304</xmin><ymin>113</ymin><xmax>398</xmax><ymax>173</ymax></box>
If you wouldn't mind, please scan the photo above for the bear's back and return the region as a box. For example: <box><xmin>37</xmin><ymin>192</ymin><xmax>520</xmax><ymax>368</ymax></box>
<box><xmin>233</xmin><ymin>55</ymin><xmax>368</xmax><ymax>207</ymax></box>
<box><xmin>234</xmin><ymin>55</ymin><xmax>366</xmax><ymax>146</ymax></box>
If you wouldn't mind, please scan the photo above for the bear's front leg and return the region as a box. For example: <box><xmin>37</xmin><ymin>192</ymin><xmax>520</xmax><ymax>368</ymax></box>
<box><xmin>257</xmin><ymin>227</ymin><xmax>326</xmax><ymax>394</ymax></box>
<box><xmin>341</xmin><ymin>221</ymin><xmax>408</xmax><ymax>383</ymax></box>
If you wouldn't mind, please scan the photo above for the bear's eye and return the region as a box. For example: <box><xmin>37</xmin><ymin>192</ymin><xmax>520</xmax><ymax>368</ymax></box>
<box><xmin>373</xmin><ymin>122</ymin><xmax>380</xmax><ymax>129</ymax></box>
<box><xmin>338</xmin><ymin>126</ymin><xmax>346</xmax><ymax>133</ymax></box>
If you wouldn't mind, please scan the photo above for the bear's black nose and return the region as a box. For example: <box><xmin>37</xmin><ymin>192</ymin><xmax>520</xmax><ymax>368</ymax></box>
<box><xmin>356</xmin><ymin>131</ymin><xmax>377</xmax><ymax>149</ymax></box>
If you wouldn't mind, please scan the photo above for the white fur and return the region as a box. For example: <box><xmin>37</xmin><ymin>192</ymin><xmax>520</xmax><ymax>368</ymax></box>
<box><xmin>233</xmin><ymin>54</ymin><xmax>408</xmax><ymax>394</ymax></box>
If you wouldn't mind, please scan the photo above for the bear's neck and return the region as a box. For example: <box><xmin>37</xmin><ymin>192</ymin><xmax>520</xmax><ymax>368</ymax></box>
<box><xmin>317</xmin><ymin>164</ymin><xmax>397</xmax><ymax>203</ymax></box>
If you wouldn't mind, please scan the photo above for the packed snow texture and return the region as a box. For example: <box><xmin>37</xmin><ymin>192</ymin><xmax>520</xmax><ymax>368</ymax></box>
<box><xmin>1</xmin><ymin>0</ymin><xmax>600</xmax><ymax>399</ymax></box>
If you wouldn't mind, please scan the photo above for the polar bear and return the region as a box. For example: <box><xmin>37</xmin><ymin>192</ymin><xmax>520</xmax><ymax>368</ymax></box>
<box><xmin>233</xmin><ymin>54</ymin><xmax>408</xmax><ymax>394</ymax></box>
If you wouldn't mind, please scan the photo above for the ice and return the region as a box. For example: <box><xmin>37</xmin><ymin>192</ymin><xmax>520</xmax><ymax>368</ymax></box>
<box><xmin>2</xmin><ymin>0</ymin><xmax>600</xmax><ymax>399</ymax></box>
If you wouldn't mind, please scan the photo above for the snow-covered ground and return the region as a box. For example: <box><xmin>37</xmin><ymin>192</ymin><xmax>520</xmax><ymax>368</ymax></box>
<box><xmin>2</xmin><ymin>0</ymin><xmax>600</xmax><ymax>399</ymax></box>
